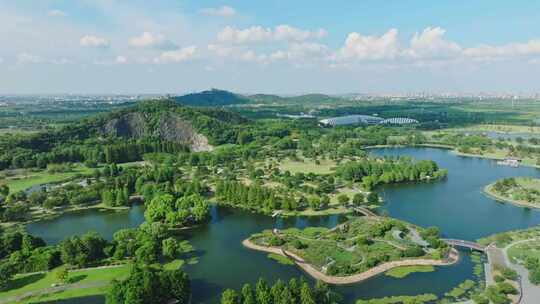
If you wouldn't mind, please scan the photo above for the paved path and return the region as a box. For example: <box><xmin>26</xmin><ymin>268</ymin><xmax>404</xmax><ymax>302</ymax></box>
<box><xmin>243</xmin><ymin>238</ymin><xmax>459</xmax><ymax>285</ymax></box>
<box><xmin>503</xmin><ymin>239</ymin><xmax>540</xmax><ymax>304</ymax></box>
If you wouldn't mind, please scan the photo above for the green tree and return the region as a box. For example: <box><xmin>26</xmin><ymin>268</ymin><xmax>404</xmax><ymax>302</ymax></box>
<box><xmin>352</xmin><ymin>193</ymin><xmax>365</xmax><ymax>206</ymax></box>
<box><xmin>337</xmin><ymin>194</ymin><xmax>349</xmax><ymax>206</ymax></box>
<box><xmin>241</xmin><ymin>283</ymin><xmax>256</xmax><ymax>304</ymax></box>
<box><xmin>56</xmin><ymin>267</ymin><xmax>69</xmax><ymax>284</ymax></box>
<box><xmin>162</xmin><ymin>237</ymin><xmax>178</xmax><ymax>259</ymax></box>
<box><xmin>300</xmin><ymin>282</ymin><xmax>316</xmax><ymax>304</ymax></box>
<box><xmin>221</xmin><ymin>289</ymin><xmax>240</xmax><ymax>304</ymax></box>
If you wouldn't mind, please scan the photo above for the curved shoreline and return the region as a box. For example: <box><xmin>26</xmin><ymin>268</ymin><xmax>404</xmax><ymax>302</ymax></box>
<box><xmin>483</xmin><ymin>183</ymin><xmax>540</xmax><ymax>210</ymax></box>
<box><xmin>242</xmin><ymin>238</ymin><xmax>459</xmax><ymax>285</ymax></box>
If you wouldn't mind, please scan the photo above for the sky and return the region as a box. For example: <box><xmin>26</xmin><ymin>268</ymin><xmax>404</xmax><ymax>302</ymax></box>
<box><xmin>2</xmin><ymin>0</ymin><xmax>540</xmax><ymax>94</ymax></box>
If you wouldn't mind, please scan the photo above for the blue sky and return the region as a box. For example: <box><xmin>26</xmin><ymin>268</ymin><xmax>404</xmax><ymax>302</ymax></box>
<box><xmin>2</xmin><ymin>0</ymin><xmax>540</xmax><ymax>94</ymax></box>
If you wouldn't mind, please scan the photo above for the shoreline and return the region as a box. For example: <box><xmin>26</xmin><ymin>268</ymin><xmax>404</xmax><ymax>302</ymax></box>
<box><xmin>242</xmin><ymin>238</ymin><xmax>459</xmax><ymax>285</ymax></box>
<box><xmin>483</xmin><ymin>183</ymin><xmax>540</xmax><ymax>210</ymax></box>
<box><xmin>1</xmin><ymin>203</ymin><xmax>133</xmax><ymax>229</ymax></box>
<box><xmin>366</xmin><ymin>143</ymin><xmax>540</xmax><ymax>170</ymax></box>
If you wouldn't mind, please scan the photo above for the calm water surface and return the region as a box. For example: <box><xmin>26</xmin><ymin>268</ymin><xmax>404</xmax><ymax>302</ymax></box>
<box><xmin>26</xmin><ymin>147</ymin><xmax>540</xmax><ymax>303</ymax></box>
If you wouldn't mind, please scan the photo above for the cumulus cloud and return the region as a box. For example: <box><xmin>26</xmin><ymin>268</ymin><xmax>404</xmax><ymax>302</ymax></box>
<box><xmin>129</xmin><ymin>32</ymin><xmax>177</xmax><ymax>50</ymax></box>
<box><xmin>80</xmin><ymin>35</ymin><xmax>110</xmax><ymax>48</ymax></box>
<box><xmin>405</xmin><ymin>27</ymin><xmax>461</xmax><ymax>59</ymax></box>
<box><xmin>335</xmin><ymin>29</ymin><xmax>399</xmax><ymax>61</ymax></box>
<box><xmin>154</xmin><ymin>46</ymin><xmax>197</xmax><ymax>63</ymax></box>
<box><xmin>17</xmin><ymin>52</ymin><xmax>42</xmax><ymax>64</ymax></box>
<box><xmin>48</xmin><ymin>9</ymin><xmax>67</xmax><ymax>17</ymax></box>
<box><xmin>217</xmin><ymin>25</ymin><xmax>327</xmax><ymax>44</ymax></box>
<box><xmin>200</xmin><ymin>6</ymin><xmax>236</xmax><ymax>17</ymax></box>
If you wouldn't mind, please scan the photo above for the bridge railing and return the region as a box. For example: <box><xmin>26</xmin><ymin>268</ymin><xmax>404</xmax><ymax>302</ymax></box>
<box><xmin>442</xmin><ymin>239</ymin><xmax>486</xmax><ymax>251</ymax></box>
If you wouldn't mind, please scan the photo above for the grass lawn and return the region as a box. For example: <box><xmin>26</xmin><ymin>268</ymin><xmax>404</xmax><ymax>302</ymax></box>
<box><xmin>385</xmin><ymin>265</ymin><xmax>435</xmax><ymax>278</ymax></box>
<box><xmin>450</xmin><ymin>124</ymin><xmax>540</xmax><ymax>134</ymax></box>
<box><xmin>0</xmin><ymin>165</ymin><xmax>95</xmax><ymax>193</ymax></box>
<box><xmin>267</xmin><ymin>253</ymin><xmax>295</xmax><ymax>265</ymax></box>
<box><xmin>507</xmin><ymin>241</ymin><xmax>540</xmax><ymax>264</ymax></box>
<box><xmin>163</xmin><ymin>259</ymin><xmax>185</xmax><ymax>270</ymax></box>
<box><xmin>0</xmin><ymin>161</ymin><xmax>147</xmax><ymax>193</ymax></box>
<box><xmin>278</xmin><ymin>158</ymin><xmax>337</xmax><ymax>175</ymax></box>
<box><xmin>0</xmin><ymin>265</ymin><xmax>130</xmax><ymax>303</ymax></box>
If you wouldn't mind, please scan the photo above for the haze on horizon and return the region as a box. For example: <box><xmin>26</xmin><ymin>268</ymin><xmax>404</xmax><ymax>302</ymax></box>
<box><xmin>2</xmin><ymin>0</ymin><xmax>540</xmax><ymax>95</ymax></box>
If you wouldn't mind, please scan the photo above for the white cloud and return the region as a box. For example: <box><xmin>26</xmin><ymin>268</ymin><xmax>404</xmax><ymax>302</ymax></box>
<box><xmin>48</xmin><ymin>9</ymin><xmax>67</xmax><ymax>17</ymax></box>
<box><xmin>115</xmin><ymin>56</ymin><xmax>128</xmax><ymax>64</ymax></box>
<box><xmin>17</xmin><ymin>52</ymin><xmax>42</xmax><ymax>64</ymax></box>
<box><xmin>208</xmin><ymin>44</ymin><xmax>237</xmax><ymax>57</ymax></box>
<box><xmin>200</xmin><ymin>6</ymin><xmax>236</xmax><ymax>17</ymax></box>
<box><xmin>0</xmin><ymin>57</ymin><xmax>4</xmax><ymax>64</ymax></box>
<box><xmin>464</xmin><ymin>40</ymin><xmax>540</xmax><ymax>59</ymax></box>
<box><xmin>129</xmin><ymin>32</ymin><xmax>177</xmax><ymax>50</ymax></box>
<box><xmin>271</xmin><ymin>42</ymin><xmax>329</xmax><ymax>62</ymax></box>
<box><xmin>218</xmin><ymin>26</ymin><xmax>273</xmax><ymax>44</ymax></box>
<box><xmin>154</xmin><ymin>46</ymin><xmax>197</xmax><ymax>63</ymax></box>
<box><xmin>336</xmin><ymin>29</ymin><xmax>399</xmax><ymax>61</ymax></box>
<box><xmin>274</xmin><ymin>25</ymin><xmax>327</xmax><ymax>41</ymax></box>
<box><xmin>80</xmin><ymin>35</ymin><xmax>110</xmax><ymax>48</ymax></box>
<box><xmin>217</xmin><ymin>25</ymin><xmax>327</xmax><ymax>44</ymax></box>
<box><xmin>405</xmin><ymin>27</ymin><xmax>461</xmax><ymax>59</ymax></box>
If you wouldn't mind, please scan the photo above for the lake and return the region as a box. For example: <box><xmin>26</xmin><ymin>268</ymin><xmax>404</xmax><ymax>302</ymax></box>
<box><xmin>26</xmin><ymin>147</ymin><xmax>540</xmax><ymax>303</ymax></box>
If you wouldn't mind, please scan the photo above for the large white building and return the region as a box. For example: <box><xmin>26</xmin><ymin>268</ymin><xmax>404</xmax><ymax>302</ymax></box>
<box><xmin>319</xmin><ymin>115</ymin><xmax>383</xmax><ymax>126</ymax></box>
<box><xmin>380</xmin><ymin>117</ymin><xmax>419</xmax><ymax>125</ymax></box>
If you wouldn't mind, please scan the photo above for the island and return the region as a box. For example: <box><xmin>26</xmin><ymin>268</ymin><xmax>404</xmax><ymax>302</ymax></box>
<box><xmin>244</xmin><ymin>217</ymin><xmax>459</xmax><ymax>284</ymax></box>
<box><xmin>485</xmin><ymin>177</ymin><xmax>540</xmax><ymax>208</ymax></box>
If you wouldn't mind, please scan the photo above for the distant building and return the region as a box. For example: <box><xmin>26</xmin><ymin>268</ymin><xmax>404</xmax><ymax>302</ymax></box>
<box><xmin>497</xmin><ymin>158</ymin><xmax>520</xmax><ymax>167</ymax></box>
<box><xmin>319</xmin><ymin>115</ymin><xmax>383</xmax><ymax>126</ymax></box>
<box><xmin>380</xmin><ymin>117</ymin><xmax>419</xmax><ymax>125</ymax></box>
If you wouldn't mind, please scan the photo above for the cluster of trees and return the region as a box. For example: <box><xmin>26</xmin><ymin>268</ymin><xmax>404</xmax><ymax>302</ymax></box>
<box><xmin>356</xmin><ymin>294</ymin><xmax>437</xmax><ymax>304</ymax></box>
<box><xmin>0</xmin><ymin>230</ymin><xmax>58</xmax><ymax>289</ymax></box>
<box><xmin>492</xmin><ymin>178</ymin><xmax>540</xmax><ymax>204</ymax></box>
<box><xmin>220</xmin><ymin>277</ymin><xmax>340</xmax><ymax>304</ymax></box>
<box><xmin>336</xmin><ymin>158</ymin><xmax>446</xmax><ymax>190</ymax></box>
<box><xmin>0</xmin><ymin>219</ymin><xmax>193</xmax><ymax>291</ymax></box>
<box><xmin>107</xmin><ymin>265</ymin><xmax>190</xmax><ymax>304</ymax></box>
<box><xmin>0</xmin><ymin>136</ymin><xmax>189</xmax><ymax>170</ymax></box>
<box><xmin>524</xmin><ymin>256</ymin><xmax>540</xmax><ymax>285</ymax></box>
<box><xmin>144</xmin><ymin>193</ymin><xmax>210</xmax><ymax>227</ymax></box>
<box><xmin>216</xmin><ymin>181</ymin><xmax>307</xmax><ymax>212</ymax></box>
<box><xmin>419</xmin><ymin>227</ymin><xmax>445</xmax><ymax>249</ymax></box>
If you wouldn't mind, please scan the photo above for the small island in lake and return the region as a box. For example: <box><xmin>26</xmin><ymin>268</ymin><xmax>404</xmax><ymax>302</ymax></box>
<box><xmin>244</xmin><ymin>217</ymin><xmax>458</xmax><ymax>284</ymax></box>
<box><xmin>485</xmin><ymin>177</ymin><xmax>540</xmax><ymax>208</ymax></box>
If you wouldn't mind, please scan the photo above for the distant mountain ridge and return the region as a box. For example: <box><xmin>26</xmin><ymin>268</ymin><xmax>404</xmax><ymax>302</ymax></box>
<box><xmin>174</xmin><ymin>89</ymin><xmax>347</xmax><ymax>106</ymax></box>
<box><xmin>175</xmin><ymin>89</ymin><xmax>250</xmax><ymax>107</ymax></box>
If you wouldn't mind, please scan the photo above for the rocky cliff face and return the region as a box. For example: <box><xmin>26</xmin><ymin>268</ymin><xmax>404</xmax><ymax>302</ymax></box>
<box><xmin>101</xmin><ymin>112</ymin><xmax>213</xmax><ymax>152</ymax></box>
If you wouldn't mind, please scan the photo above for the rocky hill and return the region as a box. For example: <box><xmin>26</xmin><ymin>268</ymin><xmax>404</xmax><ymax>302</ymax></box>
<box><xmin>92</xmin><ymin>99</ymin><xmax>247</xmax><ymax>150</ymax></box>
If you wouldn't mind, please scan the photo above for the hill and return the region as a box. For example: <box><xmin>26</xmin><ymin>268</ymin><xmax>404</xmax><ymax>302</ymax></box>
<box><xmin>175</xmin><ymin>89</ymin><xmax>250</xmax><ymax>107</ymax></box>
<box><xmin>0</xmin><ymin>100</ymin><xmax>249</xmax><ymax>170</ymax></box>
